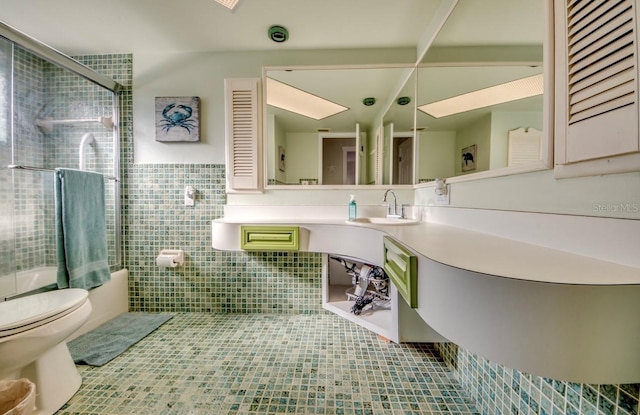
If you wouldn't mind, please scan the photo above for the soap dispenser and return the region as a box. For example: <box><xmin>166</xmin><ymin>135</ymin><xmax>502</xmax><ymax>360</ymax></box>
<box><xmin>348</xmin><ymin>194</ymin><xmax>357</xmax><ymax>221</ymax></box>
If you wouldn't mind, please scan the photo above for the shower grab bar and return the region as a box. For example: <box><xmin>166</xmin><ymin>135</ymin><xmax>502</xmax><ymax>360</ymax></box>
<box><xmin>7</xmin><ymin>164</ymin><xmax>118</xmax><ymax>182</ymax></box>
<box><xmin>35</xmin><ymin>115</ymin><xmax>114</xmax><ymax>133</ymax></box>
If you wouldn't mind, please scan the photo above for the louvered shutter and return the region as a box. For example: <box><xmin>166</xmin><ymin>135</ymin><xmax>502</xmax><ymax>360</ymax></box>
<box><xmin>555</xmin><ymin>0</ymin><xmax>640</xmax><ymax>173</ymax></box>
<box><xmin>224</xmin><ymin>78</ymin><xmax>261</xmax><ymax>191</ymax></box>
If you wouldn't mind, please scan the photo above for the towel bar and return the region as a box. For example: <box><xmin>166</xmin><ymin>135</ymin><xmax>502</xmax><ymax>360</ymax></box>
<box><xmin>8</xmin><ymin>164</ymin><xmax>118</xmax><ymax>181</ymax></box>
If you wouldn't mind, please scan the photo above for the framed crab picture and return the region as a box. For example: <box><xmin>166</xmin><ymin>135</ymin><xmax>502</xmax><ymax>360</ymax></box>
<box><xmin>155</xmin><ymin>96</ymin><xmax>200</xmax><ymax>142</ymax></box>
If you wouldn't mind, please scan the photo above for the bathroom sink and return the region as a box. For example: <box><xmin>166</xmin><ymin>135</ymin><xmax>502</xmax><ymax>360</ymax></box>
<box><xmin>346</xmin><ymin>217</ymin><xmax>420</xmax><ymax>226</ymax></box>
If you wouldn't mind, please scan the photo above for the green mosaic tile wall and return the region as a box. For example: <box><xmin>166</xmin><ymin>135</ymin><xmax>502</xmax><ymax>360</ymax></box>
<box><xmin>436</xmin><ymin>343</ymin><xmax>639</xmax><ymax>415</ymax></box>
<box><xmin>7</xmin><ymin>43</ymin><xmax>46</xmax><ymax>274</ymax></box>
<box><xmin>122</xmin><ymin>163</ymin><xmax>323</xmax><ymax>313</ymax></box>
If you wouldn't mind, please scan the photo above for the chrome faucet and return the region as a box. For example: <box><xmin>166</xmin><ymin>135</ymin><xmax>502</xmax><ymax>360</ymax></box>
<box><xmin>383</xmin><ymin>189</ymin><xmax>409</xmax><ymax>219</ymax></box>
<box><xmin>383</xmin><ymin>189</ymin><xmax>399</xmax><ymax>218</ymax></box>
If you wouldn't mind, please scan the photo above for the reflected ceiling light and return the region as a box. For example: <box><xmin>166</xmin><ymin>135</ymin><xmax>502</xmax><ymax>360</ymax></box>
<box><xmin>266</xmin><ymin>77</ymin><xmax>349</xmax><ymax>120</ymax></box>
<box><xmin>213</xmin><ymin>0</ymin><xmax>241</xmax><ymax>11</ymax></box>
<box><xmin>418</xmin><ymin>74</ymin><xmax>544</xmax><ymax>118</ymax></box>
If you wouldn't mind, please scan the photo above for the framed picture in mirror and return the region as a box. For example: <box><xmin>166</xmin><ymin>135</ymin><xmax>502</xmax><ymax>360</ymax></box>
<box><xmin>461</xmin><ymin>144</ymin><xmax>476</xmax><ymax>172</ymax></box>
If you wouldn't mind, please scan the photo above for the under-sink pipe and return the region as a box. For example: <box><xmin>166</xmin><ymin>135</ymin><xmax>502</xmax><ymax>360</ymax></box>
<box><xmin>79</xmin><ymin>133</ymin><xmax>96</xmax><ymax>171</ymax></box>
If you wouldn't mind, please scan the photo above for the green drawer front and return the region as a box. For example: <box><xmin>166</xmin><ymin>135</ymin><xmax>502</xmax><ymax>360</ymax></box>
<box><xmin>240</xmin><ymin>225</ymin><xmax>300</xmax><ymax>251</ymax></box>
<box><xmin>383</xmin><ymin>237</ymin><xmax>417</xmax><ymax>308</ymax></box>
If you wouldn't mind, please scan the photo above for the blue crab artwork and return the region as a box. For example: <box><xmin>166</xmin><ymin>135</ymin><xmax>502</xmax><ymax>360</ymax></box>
<box><xmin>155</xmin><ymin>97</ymin><xmax>200</xmax><ymax>142</ymax></box>
<box><xmin>160</xmin><ymin>103</ymin><xmax>195</xmax><ymax>133</ymax></box>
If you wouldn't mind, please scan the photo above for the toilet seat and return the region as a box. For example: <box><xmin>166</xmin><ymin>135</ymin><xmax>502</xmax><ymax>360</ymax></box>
<box><xmin>0</xmin><ymin>288</ymin><xmax>88</xmax><ymax>338</ymax></box>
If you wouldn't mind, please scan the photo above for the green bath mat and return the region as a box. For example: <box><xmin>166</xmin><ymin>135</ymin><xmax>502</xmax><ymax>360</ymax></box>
<box><xmin>68</xmin><ymin>312</ymin><xmax>173</xmax><ymax>366</ymax></box>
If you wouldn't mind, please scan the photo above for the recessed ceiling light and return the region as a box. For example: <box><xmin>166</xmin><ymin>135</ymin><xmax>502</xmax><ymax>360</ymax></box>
<box><xmin>362</xmin><ymin>97</ymin><xmax>376</xmax><ymax>106</ymax></box>
<box><xmin>213</xmin><ymin>0</ymin><xmax>241</xmax><ymax>11</ymax></box>
<box><xmin>266</xmin><ymin>77</ymin><xmax>349</xmax><ymax>120</ymax></box>
<box><xmin>268</xmin><ymin>26</ymin><xmax>289</xmax><ymax>43</ymax></box>
<box><xmin>418</xmin><ymin>74</ymin><xmax>544</xmax><ymax>118</ymax></box>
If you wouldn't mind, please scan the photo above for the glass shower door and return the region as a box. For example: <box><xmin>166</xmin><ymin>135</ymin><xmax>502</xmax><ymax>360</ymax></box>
<box><xmin>0</xmin><ymin>25</ymin><xmax>121</xmax><ymax>297</ymax></box>
<box><xmin>0</xmin><ymin>37</ymin><xmax>16</xmax><ymax>298</ymax></box>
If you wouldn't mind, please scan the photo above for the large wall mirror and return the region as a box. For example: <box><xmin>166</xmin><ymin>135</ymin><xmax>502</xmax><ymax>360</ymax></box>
<box><xmin>415</xmin><ymin>0</ymin><xmax>548</xmax><ymax>183</ymax></box>
<box><xmin>263</xmin><ymin>0</ymin><xmax>548</xmax><ymax>188</ymax></box>
<box><xmin>264</xmin><ymin>65</ymin><xmax>414</xmax><ymax>186</ymax></box>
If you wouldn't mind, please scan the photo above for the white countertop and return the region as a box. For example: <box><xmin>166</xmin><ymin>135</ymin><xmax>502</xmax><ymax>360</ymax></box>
<box><xmin>212</xmin><ymin>215</ymin><xmax>640</xmax><ymax>286</ymax></box>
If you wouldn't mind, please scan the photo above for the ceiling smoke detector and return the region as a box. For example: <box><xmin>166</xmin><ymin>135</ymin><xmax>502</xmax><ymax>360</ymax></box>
<box><xmin>268</xmin><ymin>26</ymin><xmax>289</xmax><ymax>43</ymax></box>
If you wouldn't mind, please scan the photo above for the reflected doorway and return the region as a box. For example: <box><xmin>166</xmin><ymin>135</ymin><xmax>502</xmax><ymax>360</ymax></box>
<box><xmin>392</xmin><ymin>135</ymin><xmax>413</xmax><ymax>184</ymax></box>
<box><xmin>321</xmin><ymin>136</ymin><xmax>356</xmax><ymax>185</ymax></box>
<box><xmin>343</xmin><ymin>146</ymin><xmax>356</xmax><ymax>185</ymax></box>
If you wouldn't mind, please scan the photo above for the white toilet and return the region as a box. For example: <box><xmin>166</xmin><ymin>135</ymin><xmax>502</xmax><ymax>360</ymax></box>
<box><xmin>0</xmin><ymin>289</ymin><xmax>92</xmax><ymax>415</ymax></box>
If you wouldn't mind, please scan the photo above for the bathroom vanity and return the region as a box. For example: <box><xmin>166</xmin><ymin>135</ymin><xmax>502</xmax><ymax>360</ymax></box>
<box><xmin>212</xmin><ymin>205</ymin><xmax>640</xmax><ymax>385</ymax></box>
<box><xmin>213</xmin><ymin>213</ymin><xmax>444</xmax><ymax>344</ymax></box>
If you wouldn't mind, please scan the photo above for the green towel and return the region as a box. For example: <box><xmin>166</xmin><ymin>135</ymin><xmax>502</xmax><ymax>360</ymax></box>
<box><xmin>55</xmin><ymin>168</ymin><xmax>110</xmax><ymax>290</ymax></box>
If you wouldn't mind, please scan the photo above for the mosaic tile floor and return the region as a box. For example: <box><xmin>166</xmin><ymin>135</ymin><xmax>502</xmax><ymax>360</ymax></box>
<box><xmin>57</xmin><ymin>313</ymin><xmax>480</xmax><ymax>415</ymax></box>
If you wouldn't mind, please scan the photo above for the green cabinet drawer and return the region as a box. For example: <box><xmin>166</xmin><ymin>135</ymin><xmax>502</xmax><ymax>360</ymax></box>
<box><xmin>240</xmin><ymin>225</ymin><xmax>300</xmax><ymax>251</ymax></box>
<box><xmin>383</xmin><ymin>236</ymin><xmax>417</xmax><ymax>308</ymax></box>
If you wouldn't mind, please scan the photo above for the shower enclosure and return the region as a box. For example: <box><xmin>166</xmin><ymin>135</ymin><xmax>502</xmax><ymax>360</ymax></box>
<box><xmin>0</xmin><ymin>22</ymin><xmax>121</xmax><ymax>299</ymax></box>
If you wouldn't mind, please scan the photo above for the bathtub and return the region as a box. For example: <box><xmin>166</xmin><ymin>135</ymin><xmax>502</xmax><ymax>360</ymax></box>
<box><xmin>71</xmin><ymin>268</ymin><xmax>129</xmax><ymax>339</ymax></box>
<box><xmin>7</xmin><ymin>266</ymin><xmax>129</xmax><ymax>340</ymax></box>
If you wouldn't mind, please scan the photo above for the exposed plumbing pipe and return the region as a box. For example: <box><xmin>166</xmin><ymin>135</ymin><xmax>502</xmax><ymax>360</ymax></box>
<box><xmin>79</xmin><ymin>133</ymin><xmax>96</xmax><ymax>170</ymax></box>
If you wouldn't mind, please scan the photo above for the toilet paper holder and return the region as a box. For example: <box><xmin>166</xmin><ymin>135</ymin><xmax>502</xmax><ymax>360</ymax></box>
<box><xmin>156</xmin><ymin>249</ymin><xmax>185</xmax><ymax>267</ymax></box>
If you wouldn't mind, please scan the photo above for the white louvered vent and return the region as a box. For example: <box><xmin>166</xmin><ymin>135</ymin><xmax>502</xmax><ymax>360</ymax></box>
<box><xmin>567</xmin><ymin>0</ymin><xmax>636</xmax><ymax>125</ymax></box>
<box><xmin>555</xmin><ymin>0</ymin><xmax>640</xmax><ymax>172</ymax></box>
<box><xmin>224</xmin><ymin>78</ymin><xmax>260</xmax><ymax>191</ymax></box>
<box><xmin>231</xmin><ymin>90</ymin><xmax>255</xmax><ymax>176</ymax></box>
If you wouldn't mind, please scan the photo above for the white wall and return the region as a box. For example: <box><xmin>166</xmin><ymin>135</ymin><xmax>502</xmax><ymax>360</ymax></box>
<box><xmin>456</xmin><ymin>115</ymin><xmax>491</xmax><ymax>176</ymax></box>
<box><xmin>133</xmin><ymin>48</ymin><xmax>415</xmax><ymax>164</ymax></box>
<box><xmin>286</xmin><ymin>132</ymin><xmax>317</xmax><ymax>184</ymax></box>
<box><xmin>415</xmin><ymin>169</ymin><xmax>640</xmax><ymax>220</ymax></box>
<box><xmin>418</xmin><ymin>131</ymin><xmax>456</xmax><ymax>181</ymax></box>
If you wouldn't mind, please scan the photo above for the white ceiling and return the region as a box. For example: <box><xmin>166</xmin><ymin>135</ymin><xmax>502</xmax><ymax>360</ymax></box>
<box><xmin>0</xmin><ymin>0</ymin><xmax>446</xmax><ymax>55</ymax></box>
<box><xmin>0</xmin><ymin>0</ymin><xmax>544</xmax><ymax>56</ymax></box>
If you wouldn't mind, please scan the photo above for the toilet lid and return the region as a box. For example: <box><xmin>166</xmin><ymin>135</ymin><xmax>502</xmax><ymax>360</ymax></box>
<box><xmin>0</xmin><ymin>288</ymin><xmax>88</xmax><ymax>336</ymax></box>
